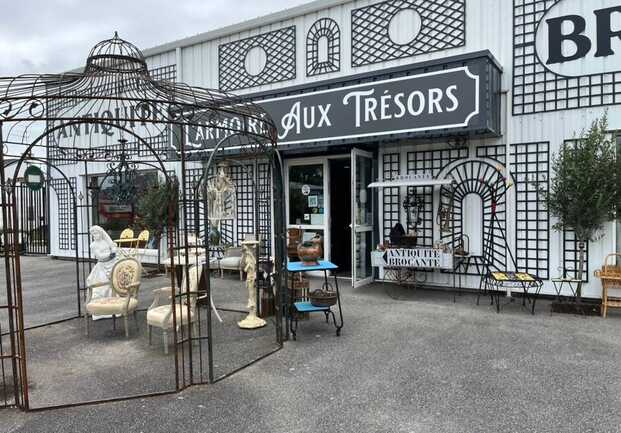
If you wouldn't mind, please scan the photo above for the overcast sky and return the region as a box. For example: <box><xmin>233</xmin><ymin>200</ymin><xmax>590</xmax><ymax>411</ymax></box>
<box><xmin>0</xmin><ymin>0</ymin><xmax>311</xmax><ymax>76</ymax></box>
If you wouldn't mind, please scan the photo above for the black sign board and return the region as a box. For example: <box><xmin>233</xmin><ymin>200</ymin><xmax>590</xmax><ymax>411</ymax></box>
<box><xmin>182</xmin><ymin>51</ymin><xmax>501</xmax><ymax>154</ymax></box>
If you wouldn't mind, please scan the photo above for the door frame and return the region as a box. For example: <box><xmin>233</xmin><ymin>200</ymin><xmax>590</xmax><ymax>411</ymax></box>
<box><xmin>351</xmin><ymin>148</ymin><xmax>375</xmax><ymax>288</ymax></box>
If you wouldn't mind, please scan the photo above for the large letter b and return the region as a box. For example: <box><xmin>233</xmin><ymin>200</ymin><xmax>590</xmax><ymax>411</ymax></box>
<box><xmin>547</xmin><ymin>15</ymin><xmax>591</xmax><ymax>64</ymax></box>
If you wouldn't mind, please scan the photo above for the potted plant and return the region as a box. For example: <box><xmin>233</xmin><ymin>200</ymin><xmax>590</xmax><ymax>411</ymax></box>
<box><xmin>544</xmin><ymin>114</ymin><xmax>618</xmax><ymax>314</ymax></box>
<box><xmin>136</xmin><ymin>177</ymin><xmax>179</xmax><ymax>272</ymax></box>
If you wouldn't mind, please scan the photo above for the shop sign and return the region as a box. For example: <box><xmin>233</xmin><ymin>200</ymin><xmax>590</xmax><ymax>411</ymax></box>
<box><xmin>184</xmin><ymin>66</ymin><xmax>479</xmax><ymax>151</ymax></box>
<box><xmin>256</xmin><ymin>67</ymin><xmax>479</xmax><ymax>146</ymax></box>
<box><xmin>24</xmin><ymin>165</ymin><xmax>44</xmax><ymax>192</ymax></box>
<box><xmin>371</xmin><ymin>248</ymin><xmax>453</xmax><ymax>270</ymax></box>
<box><xmin>536</xmin><ymin>0</ymin><xmax>621</xmax><ymax>76</ymax></box>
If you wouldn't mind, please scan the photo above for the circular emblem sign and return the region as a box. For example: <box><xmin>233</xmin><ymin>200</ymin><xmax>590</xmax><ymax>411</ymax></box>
<box><xmin>301</xmin><ymin>184</ymin><xmax>311</xmax><ymax>196</ymax></box>
<box><xmin>24</xmin><ymin>165</ymin><xmax>44</xmax><ymax>192</ymax></box>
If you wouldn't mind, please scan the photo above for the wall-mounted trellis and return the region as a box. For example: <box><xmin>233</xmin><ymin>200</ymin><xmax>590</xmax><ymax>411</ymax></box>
<box><xmin>512</xmin><ymin>0</ymin><xmax>621</xmax><ymax>114</ymax></box>
<box><xmin>406</xmin><ymin>147</ymin><xmax>469</xmax><ymax>248</ymax></box>
<box><xmin>510</xmin><ymin>142</ymin><xmax>550</xmax><ymax>280</ymax></box>
<box><xmin>50</xmin><ymin>177</ymin><xmax>76</xmax><ymax>251</ymax></box>
<box><xmin>306</xmin><ymin>18</ymin><xmax>341</xmax><ymax>77</ymax></box>
<box><xmin>351</xmin><ymin>0</ymin><xmax>466</xmax><ymax>67</ymax></box>
<box><xmin>219</xmin><ymin>27</ymin><xmax>296</xmax><ymax>91</ymax></box>
<box><xmin>381</xmin><ymin>153</ymin><xmax>401</xmax><ymax>241</ymax></box>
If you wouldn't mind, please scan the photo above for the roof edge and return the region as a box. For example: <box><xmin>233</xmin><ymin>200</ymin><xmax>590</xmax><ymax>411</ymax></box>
<box><xmin>142</xmin><ymin>0</ymin><xmax>351</xmax><ymax>57</ymax></box>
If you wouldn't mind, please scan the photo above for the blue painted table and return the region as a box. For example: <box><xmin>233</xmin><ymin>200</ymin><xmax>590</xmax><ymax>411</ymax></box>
<box><xmin>287</xmin><ymin>261</ymin><xmax>343</xmax><ymax>340</ymax></box>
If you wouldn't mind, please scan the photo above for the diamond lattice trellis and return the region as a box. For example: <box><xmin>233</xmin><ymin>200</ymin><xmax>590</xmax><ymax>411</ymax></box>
<box><xmin>351</xmin><ymin>0</ymin><xmax>465</xmax><ymax>67</ymax></box>
<box><xmin>219</xmin><ymin>27</ymin><xmax>296</xmax><ymax>91</ymax></box>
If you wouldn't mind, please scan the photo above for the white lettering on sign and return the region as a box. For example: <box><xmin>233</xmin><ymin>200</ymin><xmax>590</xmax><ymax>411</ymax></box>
<box><xmin>536</xmin><ymin>0</ymin><xmax>621</xmax><ymax>76</ymax></box>
<box><xmin>343</xmin><ymin>86</ymin><xmax>461</xmax><ymax>128</ymax></box>
<box><xmin>279</xmin><ymin>101</ymin><xmax>332</xmax><ymax>140</ymax></box>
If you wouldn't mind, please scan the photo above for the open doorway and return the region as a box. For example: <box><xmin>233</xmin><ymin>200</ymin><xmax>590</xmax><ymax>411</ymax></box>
<box><xmin>329</xmin><ymin>158</ymin><xmax>352</xmax><ymax>277</ymax></box>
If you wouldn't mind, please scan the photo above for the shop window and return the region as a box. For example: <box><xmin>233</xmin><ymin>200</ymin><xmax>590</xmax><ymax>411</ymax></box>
<box><xmin>289</xmin><ymin>164</ymin><xmax>324</xmax><ymax>226</ymax></box>
<box><xmin>90</xmin><ymin>171</ymin><xmax>158</xmax><ymax>244</ymax></box>
<box><xmin>462</xmin><ymin>193</ymin><xmax>483</xmax><ymax>256</ymax></box>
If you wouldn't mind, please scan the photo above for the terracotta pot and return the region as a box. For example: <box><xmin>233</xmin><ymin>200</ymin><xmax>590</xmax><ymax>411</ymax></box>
<box><xmin>297</xmin><ymin>235</ymin><xmax>322</xmax><ymax>266</ymax></box>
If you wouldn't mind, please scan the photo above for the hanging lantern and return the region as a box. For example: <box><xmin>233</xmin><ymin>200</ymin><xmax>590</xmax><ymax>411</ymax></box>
<box><xmin>205</xmin><ymin>167</ymin><xmax>236</xmax><ymax>221</ymax></box>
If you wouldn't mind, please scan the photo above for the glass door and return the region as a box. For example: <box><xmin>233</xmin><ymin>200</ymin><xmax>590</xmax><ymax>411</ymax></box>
<box><xmin>351</xmin><ymin>149</ymin><xmax>374</xmax><ymax>287</ymax></box>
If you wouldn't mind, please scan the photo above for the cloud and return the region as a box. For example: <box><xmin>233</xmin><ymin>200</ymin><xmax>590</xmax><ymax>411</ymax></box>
<box><xmin>0</xmin><ymin>0</ymin><xmax>310</xmax><ymax>75</ymax></box>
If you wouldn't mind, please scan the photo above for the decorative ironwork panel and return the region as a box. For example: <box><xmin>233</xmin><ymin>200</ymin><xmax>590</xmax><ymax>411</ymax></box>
<box><xmin>513</xmin><ymin>0</ymin><xmax>620</xmax><ymax>114</ymax></box>
<box><xmin>306</xmin><ymin>18</ymin><xmax>341</xmax><ymax>76</ymax></box>
<box><xmin>150</xmin><ymin>64</ymin><xmax>177</xmax><ymax>82</ymax></box>
<box><xmin>510</xmin><ymin>142</ymin><xmax>550</xmax><ymax>280</ymax></box>
<box><xmin>50</xmin><ymin>177</ymin><xmax>75</xmax><ymax>250</ymax></box>
<box><xmin>351</xmin><ymin>0</ymin><xmax>466</xmax><ymax>67</ymax></box>
<box><xmin>382</xmin><ymin>153</ymin><xmax>400</xmax><ymax>241</ymax></box>
<box><xmin>440</xmin><ymin>161</ymin><xmax>508</xmax><ymax>276</ymax></box>
<box><xmin>406</xmin><ymin>147</ymin><xmax>468</xmax><ymax>247</ymax></box>
<box><xmin>219</xmin><ymin>27</ymin><xmax>296</xmax><ymax>91</ymax></box>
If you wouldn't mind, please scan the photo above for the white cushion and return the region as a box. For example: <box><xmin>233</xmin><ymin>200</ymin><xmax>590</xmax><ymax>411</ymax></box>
<box><xmin>219</xmin><ymin>257</ymin><xmax>241</xmax><ymax>270</ymax></box>
<box><xmin>147</xmin><ymin>304</ymin><xmax>194</xmax><ymax>329</ymax></box>
<box><xmin>87</xmin><ymin>297</ymin><xmax>138</xmax><ymax>316</ymax></box>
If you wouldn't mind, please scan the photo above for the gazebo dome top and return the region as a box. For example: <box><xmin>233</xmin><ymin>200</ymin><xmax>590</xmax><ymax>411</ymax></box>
<box><xmin>85</xmin><ymin>32</ymin><xmax>147</xmax><ymax>74</ymax></box>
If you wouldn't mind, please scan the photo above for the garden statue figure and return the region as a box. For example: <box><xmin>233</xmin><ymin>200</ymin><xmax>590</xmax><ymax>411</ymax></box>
<box><xmin>86</xmin><ymin>225</ymin><xmax>119</xmax><ymax>319</ymax></box>
<box><xmin>237</xmin><ymin>238</ymin><xmax>266</xmax><ymax>329</ymax></box>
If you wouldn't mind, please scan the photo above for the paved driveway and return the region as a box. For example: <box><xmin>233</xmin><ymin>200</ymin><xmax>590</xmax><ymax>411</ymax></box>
<box><xmin>2</xmin><ymin>258</ymin><xmax>621</xmax><ymax>433</ymax></box>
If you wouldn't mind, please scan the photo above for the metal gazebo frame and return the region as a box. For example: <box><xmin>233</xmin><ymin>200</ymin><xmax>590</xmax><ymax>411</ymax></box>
<box><xmin>0</xmin><ymin>33</ymin><xmax>287</xmax><ymax>411</ymax></box>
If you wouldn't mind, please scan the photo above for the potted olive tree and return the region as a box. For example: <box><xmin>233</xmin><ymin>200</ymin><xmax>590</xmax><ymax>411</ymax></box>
<box><xmin>136</xmin><ymin>178</ymin><xmax>179</xmax><ymax>272</ymax></box>
<box><xmin>545</xmin><ymin>114</ymin><xmax>618</xmax><ymax>314</ymax></box>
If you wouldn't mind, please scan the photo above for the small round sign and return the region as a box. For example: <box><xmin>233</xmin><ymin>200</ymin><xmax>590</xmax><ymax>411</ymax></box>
<box><xmin>301</xmin><ymin>184</ymin><xmax>311</xmax><ymax>196</ymax></box>
<box><xmin>24</xmin><ymin>165</ymin><xmax>44</xmax><ymax>192</ymax></box>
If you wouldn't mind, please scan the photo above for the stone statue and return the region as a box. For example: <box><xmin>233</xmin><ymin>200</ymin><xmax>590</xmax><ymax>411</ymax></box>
<box><xmin>207</xmin><ymin>167</ymin><xmax>236</xmax><ymax>222</ymax></box>
<box><xmin>86</xmin><ymin>225</ymin><xmax>119</xmax><ymax>320</ymax></box>
<box><xmin>237</xmin><ymin>239</ymin><xmax>266</xmax><ymax>329</ymax></box>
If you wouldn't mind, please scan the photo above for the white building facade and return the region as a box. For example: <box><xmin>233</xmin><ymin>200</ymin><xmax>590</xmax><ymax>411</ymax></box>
<box><xmin>47</xmin><ymin>0</ymin><xmax>621</xmax><ymax>298</ymax></box>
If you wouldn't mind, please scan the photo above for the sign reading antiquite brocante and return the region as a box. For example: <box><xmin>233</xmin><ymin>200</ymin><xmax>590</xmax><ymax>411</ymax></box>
<box><xmin>186</xmin><ymin>66</ymin><xmax>481</xmax><ymax>150</ymax></box>
<box><xmin>371</xmin><ymin>248</ymin><xmax>453</xmax><ymax>270</ymax></box>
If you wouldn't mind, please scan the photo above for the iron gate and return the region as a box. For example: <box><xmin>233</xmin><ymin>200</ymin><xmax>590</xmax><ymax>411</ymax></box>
<box><xmin>14</xmin><ymin>183</ymin><xmax>48</xmax><ymax>255</ymax></box>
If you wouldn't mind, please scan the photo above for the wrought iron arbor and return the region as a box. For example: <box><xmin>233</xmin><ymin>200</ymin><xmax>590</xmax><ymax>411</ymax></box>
<box><xmin>0</xmin><ymin>33</ymin><xmax>286</xmax><ymax>410</ymax></box>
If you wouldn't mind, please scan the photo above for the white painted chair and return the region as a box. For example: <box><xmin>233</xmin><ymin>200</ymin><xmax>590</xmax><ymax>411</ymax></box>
<box><xmin>219</xmin><ymin>246</ymin><xmax>243</xmax><ymax>280</ymax></box>
<box><xmin>85</xmin><ymin>258</ymin><xmax>142</xmax><ymax>338</ymax></box>
<box><xmin>147</xmin><ymin>264</ymin><xmax>202</xmax><ymax>354</ymax></box>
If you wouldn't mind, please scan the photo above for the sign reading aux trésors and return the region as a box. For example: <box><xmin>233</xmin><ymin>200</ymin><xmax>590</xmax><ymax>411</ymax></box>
<box><xmin>536</xmin><ymin>0</ymin><xmax>621</xmax><ymax>76</ymax></box>
<box><xmin>186</xmin><ymin>67</ymin><xmax>480</xmax><ymax>148</ymax></box>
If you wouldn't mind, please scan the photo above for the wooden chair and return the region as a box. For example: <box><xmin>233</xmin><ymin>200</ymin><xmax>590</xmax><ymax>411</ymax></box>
<box><xmin>147</xmin><ymin>264</ymin><xmax>203</xmax><ymax>354</ymax></box>
<box><xmin>85</xmin><ymin>258</ymin><xmax>142</xmax><ymax>338</ymax></box>
<box><xmin>595</xmin><ymin>253</ymin><xmax>621</xmax><ymax>318</ymax></box>
<box><xmin>220</xmin><ymin>246</ymin><xmax>243</xmax><ymax>280</ymax></box>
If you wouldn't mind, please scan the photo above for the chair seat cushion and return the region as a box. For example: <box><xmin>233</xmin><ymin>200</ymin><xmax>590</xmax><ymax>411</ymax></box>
<box><xmin>220</xmin><ymin>257</ymin><xmax>241</xmax><ymax>269</ymax></box>
<box><xmin>87</xmin><ymin>297</ymin><xmax>138</xmax><ymax>315</ymax></box>
<box><xmin>147</xmin><ymin>304</ymin><xmax>194</xmax><ymax>329</ymax></box>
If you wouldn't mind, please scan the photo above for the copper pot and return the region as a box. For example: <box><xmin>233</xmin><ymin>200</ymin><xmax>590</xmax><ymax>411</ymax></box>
<box><xmin>297</xmin><ymin>235</ymin><xmax>322</xmax><ymax>266</ymax></box>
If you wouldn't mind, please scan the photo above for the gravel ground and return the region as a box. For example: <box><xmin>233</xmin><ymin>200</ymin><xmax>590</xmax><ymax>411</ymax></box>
<box><xmin>2</xmin><ymin>257</ymin><xmax>621</xmax><ymax>432</ymax></box>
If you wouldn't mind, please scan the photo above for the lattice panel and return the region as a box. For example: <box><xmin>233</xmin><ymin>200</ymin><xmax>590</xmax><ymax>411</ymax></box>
<box><xmin>307</xmin><ymin>18</ymin><xmax>341</xmax><ymax>76</ymax></box>
<box><xmin>562</xmin><ymin>230</ymin><xmax>589</xmax><ymax>282</ymax></box>
<box><xmin>257</xmin><ymin>162</ymin><xmax>272</xmax><ymax>258</ymax></box>
<box><xmin>219</xmin><ymin>27</ymin><xmax>296</xmax><ymax>91</ymax></box>
<box><xmin>511</xmin><ymin>142</ymin><xmax>550</xmax><ymax>280</ymax></box>
<box><xmin>476</xmin><ymin>145</ymin><xmax>507</xmax><ymax>166</ymax></box>
<box><xmin>150</xmin><ymin>64</ymin><xmax>177</xmax><ymax>82</ymax></box>
<box><xmin>228</xmin><ymin>164</ymin><xmax>255</xmax><ymax>245</ymax></box>
<box><xmin>406</xmin><ymin>147</ymin><xmax>469</xmax><ymax>247</ymax></box>
<box><xmin>513</xmin><ymin>0</ymin><xmax>621</xmax><ymax>114</ymax></box>
<box><xmin>382</xmin><ymin>153</ymin><xmax>400</xmax><ymax>241</ymax></box>
<box><xmin>50</xmin><ymin>177</ymin><xmax>76</xmax><ymax>250</ymax></box>
<box><xmin>351</xmin><ymin>0</ymin><xmax>466</xmax><ymax>67</ymax></box>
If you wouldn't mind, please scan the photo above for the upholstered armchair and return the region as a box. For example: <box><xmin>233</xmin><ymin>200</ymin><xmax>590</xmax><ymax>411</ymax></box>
<box><xmin>85</xmin><ymin>258</ymin><xmax>142</xmax><ymax>338</ymax></box>
<box><xmin>219</xmin><ymin>246</ymin><xmax>243</xmax><ymax>280</ymax></box>
<box><xmin>147</xmin><ymin>264</ymin><xmax>203</xmax><ymax>354</ymax></box>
